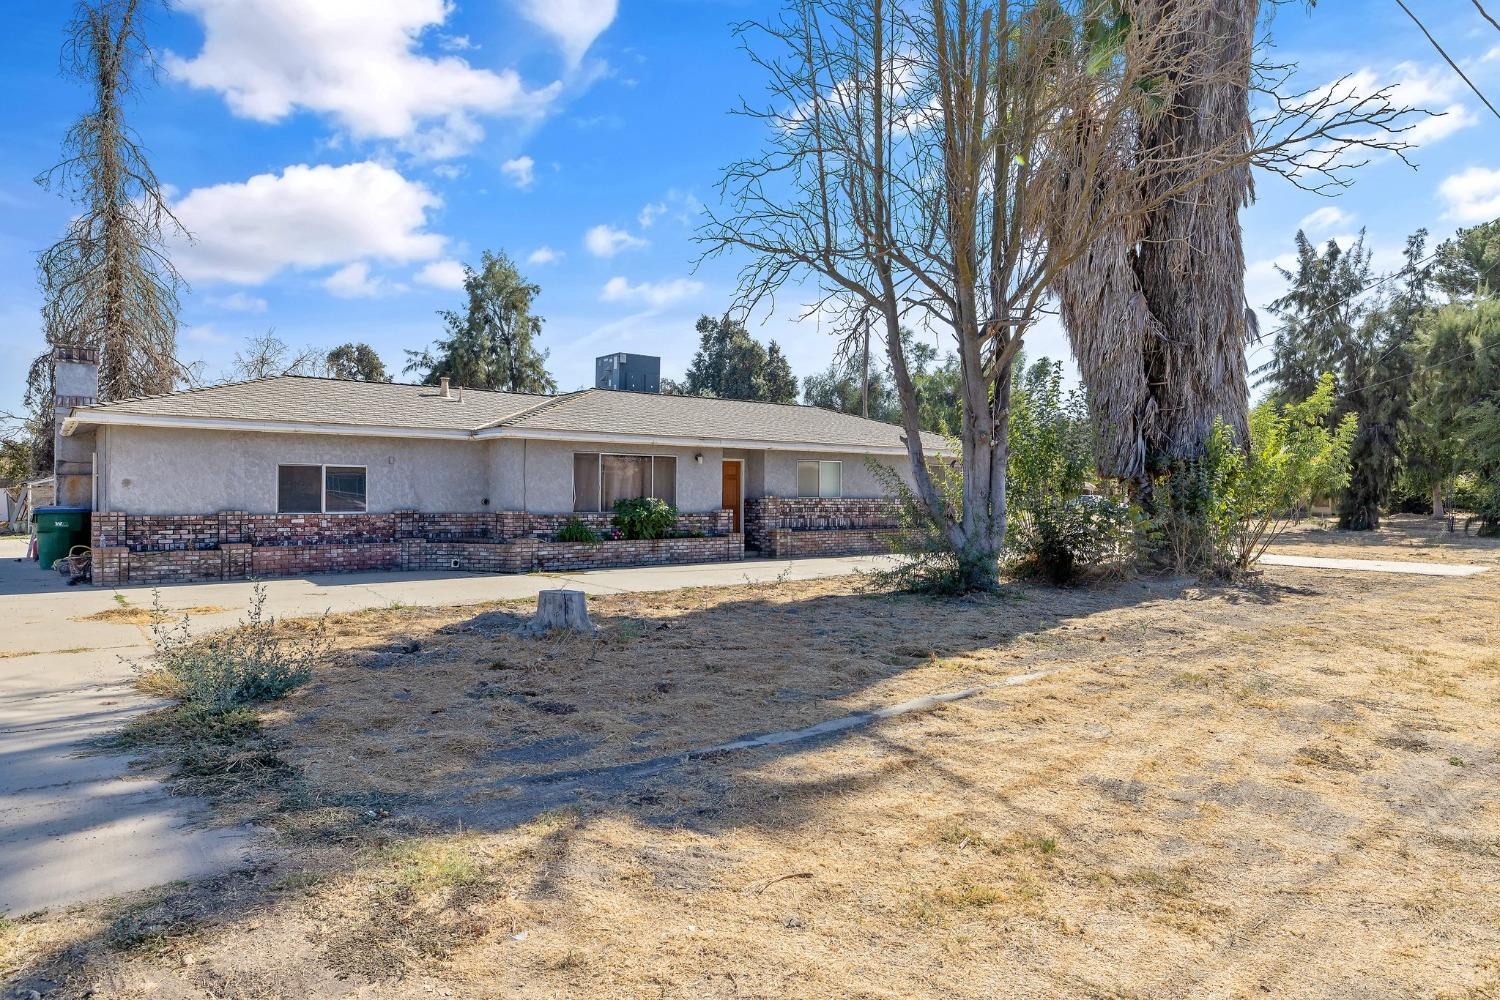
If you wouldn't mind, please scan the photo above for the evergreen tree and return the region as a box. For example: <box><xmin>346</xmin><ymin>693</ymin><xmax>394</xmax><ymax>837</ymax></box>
<box><xmin>404</xmin><ymin>251</ymin><xmax>557</xmax><ymax>394</ymax></box>
<box><xmin>1258</xmin><ymin>231</ymin><xmax>1375</xmax><ymax>409</ymax></box>
<box><xmin>1433</xmin><ymin>218</ymin><xmax>1500</xmax><ymax>300</ymax></box>
<box><xmin>1339</xmin><ymin>232</ymin><xmax>1431</xmax><ymax>529</ymax></box>
<box><xmin>802</xmin><ymin>356</ymin><xmax>899</xmax><ymax>422</ymax></box>
<box><xmin>801</xmin><ymin>331</ymin><xmax>963</xmax><ymax>434</ymax></box>
<box><xmin>681</xmin><ymin>315</ymin><xmax>797</xmax><ymax>403</ymax></box>
<box><xmin>324</xmin><ymin>343</ymin><xmax>388</xmax><ymax>382</ymax></box>
<box><xmin>1416</xmin><ymin>298</ymin><xmax>1500</xmax><ymax>531</ymax></box>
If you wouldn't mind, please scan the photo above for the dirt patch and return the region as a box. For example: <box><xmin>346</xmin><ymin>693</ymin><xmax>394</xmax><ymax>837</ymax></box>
<box><xmin>72</xmin><ymin>604</ymin><xmax>227</xmax><ymax>625</ymax></box>
<box><xmin>7</xmin><ymin>532</ymin><xmax>1500</xmax><ymax>999</ymax></box>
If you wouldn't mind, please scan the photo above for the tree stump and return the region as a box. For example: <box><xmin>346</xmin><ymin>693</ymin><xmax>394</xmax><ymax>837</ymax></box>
<box><xmin>519</xmin><ymin>589</ymin><xmax>596</xmax><ymax>637</ymax></box>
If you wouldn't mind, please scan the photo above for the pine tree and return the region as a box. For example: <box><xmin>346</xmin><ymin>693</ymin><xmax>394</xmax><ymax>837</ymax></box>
<box><xmin>404</xmin><ymin>251</ymin><xmax>557</xmax><ymax>394</ymax></box>
<box><xmin>681</xmin><ymin>315</ymin><xmax>797</xmax><ymax>403</ymax></box>
<box><xmin>1339</xmin><ymin>233</ymin><xmax>1430</xmax><ymax>529</ymax></box>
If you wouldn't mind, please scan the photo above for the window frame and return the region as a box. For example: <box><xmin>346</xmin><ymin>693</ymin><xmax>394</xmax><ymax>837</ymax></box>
<box><xmin>276</xmin><ymin>463</ymin><xmax>368</xmax><ymax>514</ymax></box>
<box><xmin>572</xmin><ymin>452</ymin><xmax>679</xmax><ymax>512</ymax></box>
<box><xmin>796</xmin><ymin>459</ymin><xmax>844</xmax><ymax>499</ymax></box>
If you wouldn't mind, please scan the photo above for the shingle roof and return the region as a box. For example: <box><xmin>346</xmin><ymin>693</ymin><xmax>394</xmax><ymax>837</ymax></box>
<box><xmin>493</xmin><ymin>387</ymin><xmax>948</xmax><ymax>452</ymax></box>
<box><xmin>71</xmin><ymin>376</ymin><xmax>551</xmax><ymax>431</ymax></box>
<box><xmin>68</xmin><ymin>376</ymin><xmax>948</xmax><ymax>453</ymax></box>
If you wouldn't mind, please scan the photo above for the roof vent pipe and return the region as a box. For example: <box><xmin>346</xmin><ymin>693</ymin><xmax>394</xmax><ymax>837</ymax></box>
<box><xmin>439</xmin><ymin>375</ymin><xmax>451</xmax><ymax>398</ymax></box>
<box><xmin>456</xmin><ymin>383</ymin><xmax>464</xmax><ymax>402</ymax></box>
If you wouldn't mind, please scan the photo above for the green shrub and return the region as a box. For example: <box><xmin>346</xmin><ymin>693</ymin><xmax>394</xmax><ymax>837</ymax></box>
<box><xmin>134</xmin><ymin>583</ymin><xmax>325</xmax><ymax>711</ymax></box>
<box><xmin>1010</xmin><ymin>494</ymin><xmax>1146</xmax><ymax>585</ymax></box>
<box><xmin>1152</xmin><ymin>374</ymin><xmax>1357</xmax><ymax>574</ymax></box>
<box><xmin>1005</xmin><ymin>359</ymin><xmax>1142</xmax><ymax>584</ymax></box>
<box><xmin>612</xmin><ymin>497</ymin><xmax>677</xmax><ymax>540</ymax></box>
<box><xmin>554</xmin><ymin>517</ymin><xmax>601</xmax><ymax>544</ymax></box>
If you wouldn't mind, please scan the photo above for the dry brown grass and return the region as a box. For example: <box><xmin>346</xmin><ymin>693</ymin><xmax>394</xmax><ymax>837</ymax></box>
<box><xmin>72</xmin><ymin>604</ymin><xmax>226</xmax><ymax>625</ymax></box>
<box><xmin>6</xmin><ymin>524</ymin><xmax>1499</xmax><ymax>999</ymax></box>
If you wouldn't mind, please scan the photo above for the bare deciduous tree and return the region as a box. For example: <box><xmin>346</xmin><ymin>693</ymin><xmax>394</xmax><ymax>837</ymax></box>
<box><xmin>27</xmin><ymin>0</ymin><xmax>188</xmax><ymax>424</ymax></box>
<box><xmin>705</xmin><ymin>0</ymin><xmax>1300</xmax><ymax>589</ymax></box>
<box><xmin>226</xmin><ymin>331</ymin><xmax>325</xmax><ymax>382</ymax></box>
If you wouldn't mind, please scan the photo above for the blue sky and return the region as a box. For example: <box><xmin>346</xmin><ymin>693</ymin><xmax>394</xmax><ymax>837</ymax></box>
<box><xmin>2</xmin><ymin>0</ymin><xmax>1498</xmax><ymax>418</ymax></box>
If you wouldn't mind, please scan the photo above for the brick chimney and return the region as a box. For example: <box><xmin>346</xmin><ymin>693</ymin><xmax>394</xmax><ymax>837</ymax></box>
<box><xmin>52</xmin><ymin>345</ymin><xmax>99</xmax><ymax>508</ymax></box>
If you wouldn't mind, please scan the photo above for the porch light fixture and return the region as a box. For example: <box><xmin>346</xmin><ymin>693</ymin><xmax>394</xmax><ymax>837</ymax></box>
<box><xmin>695</xmin><ymin>453</ymin><xmax>704</xmax><ymax>464</ymax></box>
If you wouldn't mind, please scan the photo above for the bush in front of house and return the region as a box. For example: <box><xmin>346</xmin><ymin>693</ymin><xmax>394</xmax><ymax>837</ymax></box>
<box><xmin>612</xmin><ymin>497</ymin><xmax>677</xmax><ymax>540</ymax></box>
<box><xmin>134</xmin><ymin>582</ymin><xmax>325</xmax><ymax>711</ymax></box>
<box><xmin>555</xmin><ymin>517</ymin><xmax>602</xmax><ymax>544</ymax></box>
<box><xmin>1150</xmin><ymin>374</ymin><xmax>1357</xmax><ymax>574</ymax></box>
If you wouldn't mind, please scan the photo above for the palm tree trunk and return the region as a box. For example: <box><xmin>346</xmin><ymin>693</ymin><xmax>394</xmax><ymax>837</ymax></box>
<box><xmin>1054</xmin><ymin>0</ymin><xmax>1258</xmax><ymax>482</ymax></box>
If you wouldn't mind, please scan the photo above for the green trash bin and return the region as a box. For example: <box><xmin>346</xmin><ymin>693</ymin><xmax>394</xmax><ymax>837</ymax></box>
<box><xmin>33</xmin><ymin>506</ymin><xmax>91</xmax><ymax>570</ymax></box>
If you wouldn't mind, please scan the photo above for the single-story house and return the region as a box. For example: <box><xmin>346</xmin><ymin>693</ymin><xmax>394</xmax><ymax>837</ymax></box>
<box><xmin>54</xmin><ymin>348</ymin><xmax>942</xmax><ymax>584</ymax></box>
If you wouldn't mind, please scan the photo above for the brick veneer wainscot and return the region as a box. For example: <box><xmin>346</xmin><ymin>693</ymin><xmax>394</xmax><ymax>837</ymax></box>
<box><xmin>744</xmin><ymin>496</ymin><xmax>900</xmax><ymax>554</ymax></box>
<box><xmin>89</xmin><ymin>509</ymin><xmax>742</xmax><ymax>584</ymax></box>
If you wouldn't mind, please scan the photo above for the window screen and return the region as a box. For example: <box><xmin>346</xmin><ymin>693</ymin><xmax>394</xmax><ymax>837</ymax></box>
<box><xmin>797</xmin><ymin>461</ymin><xmax>820</xmax><ymax>498</ymax></box>
<box><xmin>651</xmin><ymin>456</ymin><xmax>677</xmax><ymax>506</ymax></box>
<box><xmin>602</xmin><ymin>455</ymin><xmax>651</xmax><ymax>509</ymax></box>
<box><xmin>324</xmin><ymin>467</ymin><xmax>367</xmax><ymax>512</ymax></box>
<box><xmin>277</xmin><ymin>465</ymin><xmax>322</xmax><ymax>513</ymax></box>
<box><xmin>797</xmin><ymin>460</ymin><xmax>843</xmax><ymax>498</ymax></box>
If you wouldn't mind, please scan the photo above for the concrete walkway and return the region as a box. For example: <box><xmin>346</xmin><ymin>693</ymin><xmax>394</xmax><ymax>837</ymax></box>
<box><xmin>1260</xmin><ymin>553</ymin><xmax>1489</xmax><ymax>577</ymax></box>
<box><xmin>0</xmin><ymin>537</ymin><xmax>892</xmax><ymax>914</ymax></box>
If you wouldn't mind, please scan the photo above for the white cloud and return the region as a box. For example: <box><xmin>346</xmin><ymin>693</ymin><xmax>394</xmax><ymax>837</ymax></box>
<box><xmin>415</xmin><ymin>259</ymin><xmax>467</xmax><ymax>289</ymax></box>
<box><xmin>1439</xmin><ymin>166</ymin><xmax>1500</xmax><ymax>223</ymax></box>
<box><xmin>502</xmin><ymin>155</ymin><xmax>536</xmax><ymax>189</ymax></box>
<box><xmin>638</xmin><ymin>189</ymin><xmax>703</xmax><ymax>228</ymax></box>
<box><xmin>206</xmin><ymin>291</ymin><xmax>268</xmax><ymax>313</ymax></box>
<box><xmin>171</xmin><ymin>162</ymin><xmax>446</xmax><ymax>284</ymax></box>
<box><xmin>324</xmin><ymin>262</ymin><xmax>385</xmax><ymax>298</ymax></box>
<box><xmin>584</xmin><ymin>224</ymin><xmax>648</xmax><ymax>257</ymax></box>
<box><xmin>600</xmin><ymin>276</ymin><xmax>703</xmax><ymax>308</ymax></box>
<box><xmin>1298</xmin><ymin>206</ymin><xmax>1353</xmax><ymax>235</ymax></box>
<box><xmin>1316</xmin><ymin>62</ymin><xmax>1479</xmax><ymax>148</ymax></box>
<box><xmin>527</xmin><ymin>246</ymin><xmax>563</xmax><ymax>265</ymax></box>
<box><xmin>166</xmin><ymin>0</ymin><xmax>560</xmax><ymax>158</ymax></box>
<box><xmin>638</xmin><ymin>201</ymin><xmax>666</xmax><ymax>228</ymax></box>
<box><xmin>515</xmin><ymin>0</ymin><xmax>617</xmax><ymax>67</ymax></box>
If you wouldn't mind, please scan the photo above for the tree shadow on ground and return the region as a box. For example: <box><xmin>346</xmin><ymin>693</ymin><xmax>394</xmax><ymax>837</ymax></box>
<box><xmin>8</xmin><ymin>567</ymin><xmax>1321</xmax><ymax>994</ymax></box>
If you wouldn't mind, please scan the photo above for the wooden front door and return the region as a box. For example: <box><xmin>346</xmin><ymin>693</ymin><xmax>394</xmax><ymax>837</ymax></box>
<box><xmin>721</xmin><ymin>460</ymin><xmax>743</xmax><ymax>533</ymax></box>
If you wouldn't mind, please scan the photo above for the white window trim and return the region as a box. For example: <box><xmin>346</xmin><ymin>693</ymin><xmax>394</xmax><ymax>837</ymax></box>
<box><xmin>572</xmin><ymin>452</ymin><xmax>679</xmax><ymax>512</ymax></box>
<box><xmin>277</xmin><ymin>463</ymin><xmax>368</xmax><ymax>514</ymax></box>
<box><xmin>797</xmin><ymin>459</ymin><xmax>844</xmax><ymax>499</ymax></box>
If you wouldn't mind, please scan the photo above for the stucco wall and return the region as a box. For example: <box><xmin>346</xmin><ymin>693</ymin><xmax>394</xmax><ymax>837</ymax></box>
<box><xmin>761</xmin><ymin>451</ymin><xmax>913</xmax><ymax>499</ymax></box>
<box><xmin>91</xmin><ymin>426</ymin><xmax>916</xmax><ymax>515</ymax></box>
<box><xmin>96</xmin><ymin>426</ymin><xmax>490</xmax><ymax>514</ymax></box>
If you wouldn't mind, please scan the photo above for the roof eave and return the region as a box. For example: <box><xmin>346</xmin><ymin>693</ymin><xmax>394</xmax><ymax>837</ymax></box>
<box><xmin>63</xmin><ymin>407</ymin><xmax>948</xmax><ymax>457</ymax></box>
<box><xmin>63</xmin><ymin>409</ymin><xmax>473</xmax><ymax>441</ymax></box>
<box><xmin>474</xmin><ymin>424</ymin><xmax>915</xmax><ymax>456</ymax></box>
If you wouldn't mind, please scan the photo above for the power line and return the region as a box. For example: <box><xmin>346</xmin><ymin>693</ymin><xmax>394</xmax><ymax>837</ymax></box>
<box><xmin>1337</xmin><ymin>343</ymin><xmax>1483</xmax><ymax>401</ymax></box>
<box><xmin>1395</xmin><ymin>0</ymin><xmax>1500</xmax><ymax>121</ymax></box>
<box><xmin>1472</xmin><ymin>0</ymin><xmax>1500</xmax><ymax>32</ymax></box>
<box><xmin>1245</xmin><ymin>248</ymin><xmax>1439</xmax><ymax>358</ymax></box>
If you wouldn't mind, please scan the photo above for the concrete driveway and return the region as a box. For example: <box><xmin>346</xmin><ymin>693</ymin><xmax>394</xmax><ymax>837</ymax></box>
<box><xmin>0</xmin><ymin>536</ymin><xmax>891</xmax><ymax>914</ymax></box>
